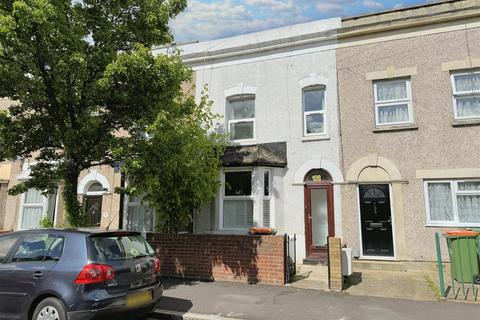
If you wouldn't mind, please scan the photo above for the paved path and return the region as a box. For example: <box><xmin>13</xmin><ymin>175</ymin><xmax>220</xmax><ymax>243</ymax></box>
<box><xmin>145</xmin><ymin>279</ymin><xmax>478</xmax><ymax>320</ymax></box>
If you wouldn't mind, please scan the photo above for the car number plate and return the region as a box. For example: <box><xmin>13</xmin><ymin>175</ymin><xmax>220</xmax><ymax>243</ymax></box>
<box><xmin>126</xmin><ymin>291</ymin><xmax>152</xmax><ymax>308</ymax></box>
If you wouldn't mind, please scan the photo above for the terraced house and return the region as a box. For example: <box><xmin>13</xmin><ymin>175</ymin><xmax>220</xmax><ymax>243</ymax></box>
<box><xmin>1</xmin><ymin>0</ymin><xmax>480</xmax><ymax>270</ymax></box>
<box><xmin>337</xmin><ymin>0</ymin><xmax>480</xmax><ymax>263</ymax></box>
<box><xmin>0</xmin><ymin>99</ymin><xmax>153</xmax><ymax>233</ymax></box>
<box><xmin>161</xmin><ymin>18</ymin><xmax>345</xmax><ymax>263</ymax></box>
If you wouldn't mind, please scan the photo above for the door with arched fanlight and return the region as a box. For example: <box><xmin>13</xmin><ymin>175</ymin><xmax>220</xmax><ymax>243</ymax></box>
<box><xmin>359</xmin><ymin>184</ymin><xmax>394</xmax><ymax>257</ymax></box>
<box><xmin>304</xmin><ymin>169</ymin><xmax>335</xmax><ymax>262</ymax></box>
<box><xmin>84</xmin><ymin>182</ymin><xmax>103</xmax><ymax>227</ymax></box>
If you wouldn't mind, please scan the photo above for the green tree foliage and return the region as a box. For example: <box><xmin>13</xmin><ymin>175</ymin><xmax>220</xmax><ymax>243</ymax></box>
<box><xmin>118</xmin><ymin>92</ymin><xmax>227</xmax><ymax>233</ymax></box>
<box><xmin>0</xmin><ymin>0</ymin><xmax>188</xmax><ymax>226</ymax></box>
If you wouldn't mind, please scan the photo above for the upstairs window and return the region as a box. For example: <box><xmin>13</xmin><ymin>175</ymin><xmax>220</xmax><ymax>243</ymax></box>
<box><xmin>451</xmin><ymin>70</ymin><xmax>480</xmax><ymax>119</ymax></box>
<box><xmin>303</xmin><ymin>87</ymin><xmax>326</xmax><ymax>135</ymax></box>
<box><xmin>373</xmin><ymin>79</ymin><xmax>413</xmax><ymax>126</ymax></box>
<box><xmin>227</xmin><ymin>96</ymin><xmax>255</xmax><ymax>141</ymax></box>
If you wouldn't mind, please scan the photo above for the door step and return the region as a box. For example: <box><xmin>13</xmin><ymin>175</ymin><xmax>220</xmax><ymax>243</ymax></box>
<box><xmin>353</xmin><ymin>260</ymin><xmax>450</xmax><ymax>273</ymax></box>
<box><xmin>303</xmin><ymin>258</ymin><xmax>328</xmax><ymax>266</ymax></box>
<box><xmin>353</xmin><ymin>260</ymin><xmax>407</xmax><ymax>272</ymax></box>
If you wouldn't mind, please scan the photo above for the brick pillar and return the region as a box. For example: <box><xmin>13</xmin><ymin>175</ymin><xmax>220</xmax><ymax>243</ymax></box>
<box><xmin>328</xmin><ymin>237</ymin><xmax>343</xmax><ymax>292</ymax></box>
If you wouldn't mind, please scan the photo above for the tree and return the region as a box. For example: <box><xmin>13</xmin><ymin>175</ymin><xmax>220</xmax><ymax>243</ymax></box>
<box><xmin>117</xmin><ymin>92</ymin><xmax>227</xmax><ymax>233</ymax></box>
<box><xmin>0</xmin><ymin>0</ymin><xmax>189</xmax><ymax>226</ymax></box>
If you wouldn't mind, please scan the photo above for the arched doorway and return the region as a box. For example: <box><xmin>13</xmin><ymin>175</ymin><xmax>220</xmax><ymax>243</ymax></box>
<box><xmin>304</xmin><ymin>169</ymin><xmax>335</xmax><ymax>262</ymax></box>
<box><xmin>84</xmin><ymin>182</ymin><xmax>103</xmax><ymax>227</ymax></box>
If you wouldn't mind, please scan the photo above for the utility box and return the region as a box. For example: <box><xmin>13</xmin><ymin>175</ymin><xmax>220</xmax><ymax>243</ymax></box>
<box><xmin>341</xmin><ymin>248</ymin><xmax>353</xmax><ymax>276</ymax></box>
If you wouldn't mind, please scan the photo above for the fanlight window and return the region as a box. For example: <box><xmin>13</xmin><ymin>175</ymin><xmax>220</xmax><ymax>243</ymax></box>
<box><xmin>363</xmin><ymin>187</ymin><xmax>387</xmax><ymax>204</ymax></box>
<box><xmin>304</xmin><ymin>169</ymin><xmax>332</xmax><ymax>183</ymax></box>
<box><xmin>88</xmin><ymin>182</ymin><xmax>104</xmax><ymax>192</ymax></box>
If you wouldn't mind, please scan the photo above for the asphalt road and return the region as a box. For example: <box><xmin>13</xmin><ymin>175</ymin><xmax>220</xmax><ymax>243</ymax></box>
<box><xmin>141</xmin><ymin>279</ymin><xmax>479</xmax><ymax>320</ymax></box>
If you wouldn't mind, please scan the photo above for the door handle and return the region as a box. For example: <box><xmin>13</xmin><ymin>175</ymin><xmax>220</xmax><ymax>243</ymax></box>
<box><xmin>33</xmin><ymin>271</ymin><xmax>44</xmax><ymax>279</ymax></box>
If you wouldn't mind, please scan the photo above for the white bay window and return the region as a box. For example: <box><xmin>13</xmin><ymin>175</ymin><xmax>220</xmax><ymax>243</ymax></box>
<box><xmin>425</xmin><ymin>180</ymin><xmax>480</xmax><ymax>226</ymax></box>
<box><xmin>451</xmin><ymin>70</ymin><xmax>480</xmax><ymax>119</ymax></box>
<box><xmin>374</xmin><ymin>79</ymin><xmax>413</xmax><ymax>126</ymax></box>
<box><xmin>221</xmin><ymin>168</ymin><xmax>274</xmax><ymax>230</ymax></box>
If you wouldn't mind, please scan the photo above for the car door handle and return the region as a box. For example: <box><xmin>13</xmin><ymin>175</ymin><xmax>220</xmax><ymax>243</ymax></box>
<box><xmin>33</xmin><ymin>271</ymin><xmax>44</xmax><ymax>279</ymax></box>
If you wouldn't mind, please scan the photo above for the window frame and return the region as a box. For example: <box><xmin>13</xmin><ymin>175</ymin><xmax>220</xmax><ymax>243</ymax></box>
<box><xmin>262</xmin><ymin>169</ymin><xmax>273</xmax><ymax>228</ymax></box>
<box><xmin>303</xmin><ymin>86</ymin><xmax>327</xmax><ymax>136</ymax></box>
<box><xmin>226</xmin><ymin>95</ymin><xmax>256</xmax><ymax>142</ymax></box>
<box><xmin>424</xmin><ymin>180</ymin><xmax>480</xmax><ymax>227</ymax></box>
<box><xmin>18</xmin><ymin>189</ymin><xmax>58</xmax><ymax>230</ymax></box>
<box><xmin>373</xmin><ymin>78</ymin><xmax>413</xmax><ymax>126</ymax></box>
<box><xmin>450</xmin><ymin>70</ymin><xmax>480</xmax><ymax>120</ymax></box>
<box><xmin>220</xmin><ymin>168</ymin><xmax>255</xmax><ymax>231</ymax></box>
<box><xmin>125</xmin><ymin>194</ymin><xmax>155</xmax><ymax>232</ymax></box>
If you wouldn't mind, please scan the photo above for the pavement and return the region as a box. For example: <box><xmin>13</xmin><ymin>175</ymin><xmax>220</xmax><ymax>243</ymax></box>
<box><xmin>146</xmin><ymin>278</ymin><xmax>479</xmax><ymax>320</ymax></box>
<box><xmin>289</xmin><ymin>264</ymin><xmax>441</xmax><ymax>301</ymax></box>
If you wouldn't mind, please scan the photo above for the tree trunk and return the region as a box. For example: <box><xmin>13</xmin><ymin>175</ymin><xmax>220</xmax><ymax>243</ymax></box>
<box><xmin>63</xmin><ymin>170</ymin><xmax>84</xmax><ymax>227</ymax></box>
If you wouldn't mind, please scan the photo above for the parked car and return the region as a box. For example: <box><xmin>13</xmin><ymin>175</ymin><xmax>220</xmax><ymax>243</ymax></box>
<box><xmin>0</xmin><ymin>229</ymin><xmax>162</xmax><ymax>320</ymax></box>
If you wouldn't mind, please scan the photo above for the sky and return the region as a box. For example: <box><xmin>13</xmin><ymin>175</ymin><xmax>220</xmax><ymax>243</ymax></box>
<box><xmin>170</xmin><ymin>0</ymin><xmax>436</xmax><ymax>42</ymax></box>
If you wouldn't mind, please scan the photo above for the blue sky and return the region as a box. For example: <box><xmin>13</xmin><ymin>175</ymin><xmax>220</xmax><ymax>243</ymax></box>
<box><xmin>171</xmin><ymin>0</ymin><xmax>434</xmax><ymax>42</ymax></box>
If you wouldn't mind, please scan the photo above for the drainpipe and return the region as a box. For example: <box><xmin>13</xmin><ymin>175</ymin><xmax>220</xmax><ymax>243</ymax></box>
<box><xmin>118</xmin><ymin>172</ymin><xmax>125</xmax><ymax>229</ymax></box>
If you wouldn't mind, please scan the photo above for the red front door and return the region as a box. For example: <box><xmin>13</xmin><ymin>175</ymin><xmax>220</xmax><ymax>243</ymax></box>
<box><xmin>304</xmin><ymin>183</ymin><xmax>335</xmax><ymax>261</ymax></box>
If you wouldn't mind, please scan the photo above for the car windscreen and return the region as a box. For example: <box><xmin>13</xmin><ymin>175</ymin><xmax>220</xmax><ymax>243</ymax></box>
<box><xmin>87</xmin><ymin>235</ymin><xmax>155</xmax><ymax>262</ymax></box>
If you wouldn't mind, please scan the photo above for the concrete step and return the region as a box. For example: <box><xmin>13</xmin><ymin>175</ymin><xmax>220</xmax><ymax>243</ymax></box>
<box><xmin>353</xmin><ymin>260</ymin><xmax>451</xmax><ymax>274</ymax></box>
<box><xmin>296</xmin><ymin>264</ymin><xmax>328</xmax><ymax>281</ymax></box>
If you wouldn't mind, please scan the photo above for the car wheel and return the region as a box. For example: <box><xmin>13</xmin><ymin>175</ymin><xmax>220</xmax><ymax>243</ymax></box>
<box><xmin>32</xmin><ymin>297</ymin><xmax>66</xmax><ymax>320</ymax></box>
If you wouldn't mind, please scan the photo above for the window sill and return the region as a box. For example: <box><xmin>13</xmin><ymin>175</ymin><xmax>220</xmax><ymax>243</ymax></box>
<box><xmin>301</xmin><ymin>135</ymin><xmax>330</xmax><ymax>142</ymax></box>
<box><xmin>373</xmin><ymin>124</ymin><xmax>418</xmax><ymax>133</ymax></box>
<box><xmin>426</xmin><ymin>224</ymin><xmax>480</xmax><ymax>228</ymax></box>
<box><xmin>452</xmin><ymin>118</ymin><xmax>480</xmax><ymax>127</ymax></box>
<box><xmin>229</xmin><ymin>140</ymin><xmax>257</xmax><ymax>146</ymax></box>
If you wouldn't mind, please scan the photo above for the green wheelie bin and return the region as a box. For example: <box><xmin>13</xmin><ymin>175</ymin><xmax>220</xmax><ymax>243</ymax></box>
<box><xmin>444</xmin><ymin>230</ymin><xmax>480</xmax><ymax>283</ymax></box>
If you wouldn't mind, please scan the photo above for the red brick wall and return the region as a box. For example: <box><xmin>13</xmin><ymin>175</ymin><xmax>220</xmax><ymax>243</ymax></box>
<box><xmin>147</xmin><ymin>233</ymin><xmax>286</xmax><ymax>285</ymax></box>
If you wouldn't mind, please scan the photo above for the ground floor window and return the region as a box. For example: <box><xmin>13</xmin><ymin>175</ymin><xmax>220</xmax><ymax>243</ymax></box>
<box><xmin>126</xmin><ymin>195</ymin><xmax>155</xmax><ymax>232</ymax></box>
<box><xmin>20</xmin><ymin>188</ymin><xmax>57</xmax><ymax>229</ymax></box>
<box><xmin>425</xmin><ymin>180</ymin><xmax>480</xmax><ymax>226</ymax></box>
<box><xmin>221</xmin><ymin>168</ymin><xmax>273</xmax><ymax>230</ymax></box>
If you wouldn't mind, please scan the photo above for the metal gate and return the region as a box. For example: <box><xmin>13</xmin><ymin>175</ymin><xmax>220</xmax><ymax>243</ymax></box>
<box><xmin>284</xmin><ymin>234</ymin><xmax>296</xmax><ymax>283</ymax></box>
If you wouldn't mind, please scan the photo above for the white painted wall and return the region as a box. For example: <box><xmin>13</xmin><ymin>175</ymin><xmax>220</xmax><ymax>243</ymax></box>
<box><xmin>176</xmin><ymin>18</ymin><xmax>343</xmax><ymax>261</ymax></box>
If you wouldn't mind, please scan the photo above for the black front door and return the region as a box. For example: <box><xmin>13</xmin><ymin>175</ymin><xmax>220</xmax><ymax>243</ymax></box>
<box><xmin>359</xmin><ymin>184</ymin><xmax>394</xmax><ymax>257</ymax></box>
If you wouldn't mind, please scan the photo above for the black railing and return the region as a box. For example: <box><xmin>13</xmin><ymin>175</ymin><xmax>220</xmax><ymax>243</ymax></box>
<box><xmin>284</xmin><ymin>234</ymin><xmax>296</xmax><ymax>283</ymax></box>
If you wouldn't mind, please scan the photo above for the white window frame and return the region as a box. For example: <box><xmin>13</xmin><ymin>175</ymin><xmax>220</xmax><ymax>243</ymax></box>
<box><xmin>373</xmin><ymin>78</ymin><xmax>413</xmax><ymax>126</ymax></box>
<box><xmin>18</xmin><ymin>189</ymin><xmax>58</xmax><ymax>230</ymax></box>
<box><xmin>262</xmin><ymin>169</ymin><xmax>273</xmax><ymax>228</ymax></box>
<box><xmin>226</xmin><ymin>95</ymin><xmax>256</xmax><ymax>142</ymax></box>
<box><xmin>220</xmin><ymin>168</ymin><xmax>255</xmax><ymax>231</ymax></box>
<box><xmin>124</xmin><ymin>194</ymin><xmax>155</xmax><ymax>232</ymax></box>
<box><xmin>424</xmin><ymin>180</ymin><xmax>480</xmax><ymax>227</ymax></box>
<box><xmin>303</xmin><ymin>86</ymin><xmax>327</xmax><ymax>136</ymax></box>
<box><xmin>451</xmin><ymin>70</ymin><xmax>480</xmax><ymax>120</ymax></box>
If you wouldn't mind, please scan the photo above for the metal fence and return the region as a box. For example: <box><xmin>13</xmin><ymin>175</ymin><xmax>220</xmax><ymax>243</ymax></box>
<box><xmin>284</xmin><ymin>234</ymin><xmax>296</xmax><ymax>283</ymax></box>
<box><xmin>435</xmin><ymin>232</ymin><xmax>480</xmax><ymax>302</ymax></box>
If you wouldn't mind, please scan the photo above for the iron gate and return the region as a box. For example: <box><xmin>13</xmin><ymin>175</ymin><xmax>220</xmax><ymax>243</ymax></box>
<box><xmin>284</xmin><ymin>234</ymin><xmax>296</xmax><ymax>283</ymax></box>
